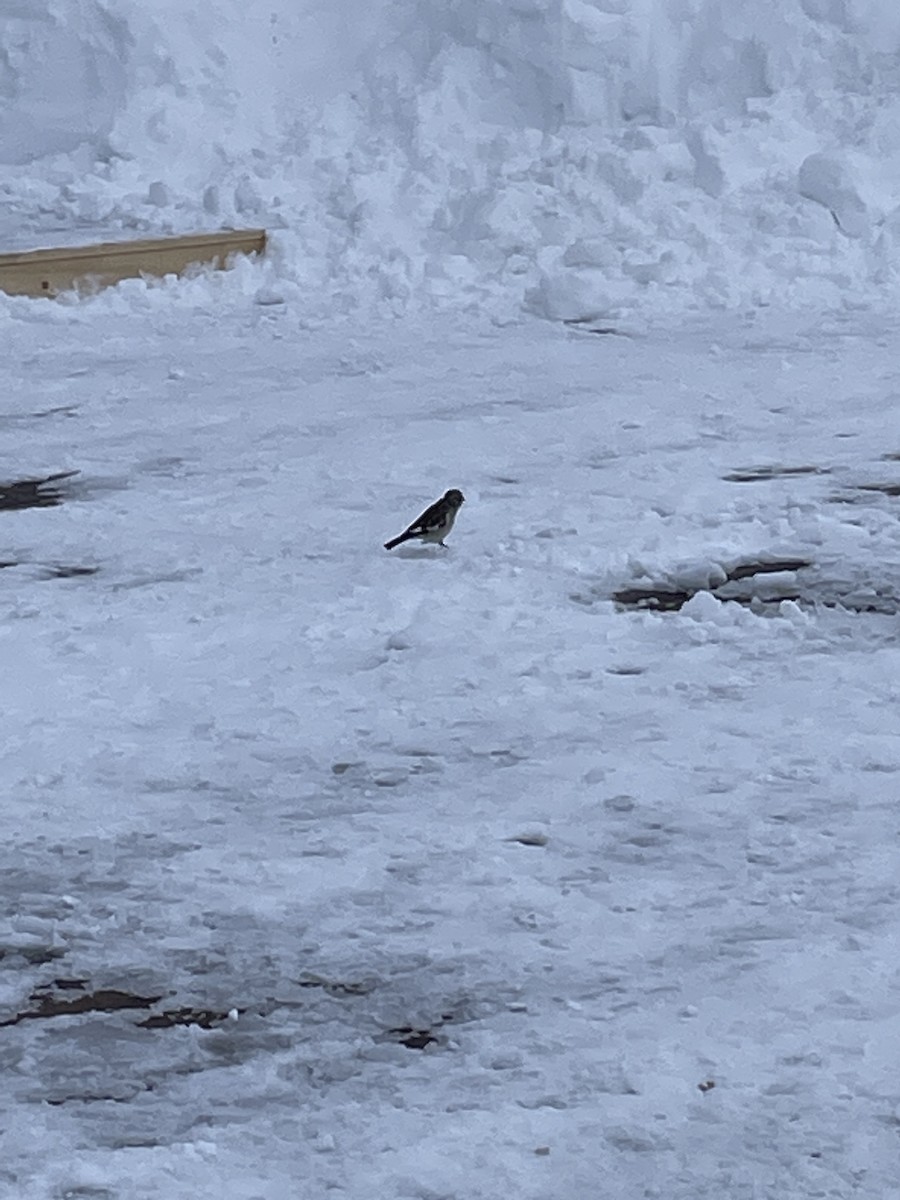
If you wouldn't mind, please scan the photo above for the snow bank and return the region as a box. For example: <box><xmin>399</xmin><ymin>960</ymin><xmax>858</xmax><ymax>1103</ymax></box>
<box><xmin>4</xmin><ymin>0</ymin><xmax>900</xmax><ymax>316</ymax></box>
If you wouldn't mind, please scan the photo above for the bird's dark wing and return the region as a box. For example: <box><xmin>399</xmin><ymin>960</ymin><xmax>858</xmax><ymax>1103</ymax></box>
<box><xmin>406</xmin><ymin>497</ymin><xmax>445</xmax><ymax>534</ymax></box>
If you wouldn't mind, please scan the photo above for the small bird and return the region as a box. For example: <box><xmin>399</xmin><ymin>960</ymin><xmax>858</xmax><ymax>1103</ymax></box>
<box><xmin>384</xmin><ymin>488</ymin><xmax>465</xmax><ymax>550</ymax></box>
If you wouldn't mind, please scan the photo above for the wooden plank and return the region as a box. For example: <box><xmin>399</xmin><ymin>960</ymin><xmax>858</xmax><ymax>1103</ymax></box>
<box><xmin>0</xmin><ymin>228</ymin><xmax>267</xmax><ymax>298</ymax></box>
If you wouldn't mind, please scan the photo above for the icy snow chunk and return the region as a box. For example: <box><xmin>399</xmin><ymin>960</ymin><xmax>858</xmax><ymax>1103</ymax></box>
<box><xmin>507</xmin><ymin>829</ymin><xmax>549</xmax><ymax>847</ymax></box>
<box><xmin>604</xmin><ymin>794</ymin><xmax>635</xmax><ymax>813</ymax></box>
<box><xmin>484</xmin><ymin>1051</ymin><xmax>524</xmax><ymax>1070</ymax></box>
<box><xmin>798</xmin><ymin>154</ymin><xmax>869</xmax><ymax>238</ymax></box>
<box><xmin>254</xmin><ymin>285</ymin><xmax>286</xmax><ymax>307</ymax></box>
<box><xmin>147</xmin><ymin>180</ymin><xmax>170</xmax><ymax>207</ymax></box>
<box><xmin>778</xmin><ymin>598</ymin><xmax>807</xmax><ymax>624</ymax></box>
<box><xmin>184</xmin><ymin>1140</ymin><xmax>218</xmax><ymax>1159</ymax></box>
<box><xmin>234</xmin><ymin>176</ymin><xmax>261</xmax><ymax>216</ymax></box>
<box><xmin>605</xmin><ymin>1125</ymin><xmax>671</xmax><ymax>1152</ymax></box>
<box><xmin>686</xmin><ymin>129</ymin><xmax>724</xmax><ymax>199</ymax></box>
<box><xmin>622</xmin><ymin>250</ymin><xmax>677</xmax><ymax>286</ymax></box>
<box><xmin>331</xmin><ymin>760</ymin><xmax>364</xmax><ymax>775</ymax></box>
<box><xmin>373</xmin><ymin>768</ymin><xmax>407</xmax><ymax>788</ymax></box>
<box><xmin>671</xmin><ymin>560</ymin><xmax>728</xmax><ymax>591</ymax></box>
<box><xmin>563</xmin><ymin>239</ymin><xmax>619</xmax><ymax>271</ymax></box>
<box><xmin>562</xmin><ymin>0</ymin><xmax>625</xmax><ymax>72</ymax></box>
<box><xmin>527</xmin><ymin>270</ymin><xmax>623</xmax><ymax>324</ymax></box>
<box><xmin>3</xmin><ymin>916</ymin><xmax>56</xmax><ymax>942</ymax></box>
<box><xmin>680</xmin><ymin>590</ymin><xmax>726</xmax><ymax>623</ymax></box>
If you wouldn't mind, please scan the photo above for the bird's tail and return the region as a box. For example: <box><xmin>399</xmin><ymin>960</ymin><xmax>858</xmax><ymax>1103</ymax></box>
<box><xmin>384</xmin><ymin>531</ymin><xmax>414</xmax><ymax>551</ymax></box>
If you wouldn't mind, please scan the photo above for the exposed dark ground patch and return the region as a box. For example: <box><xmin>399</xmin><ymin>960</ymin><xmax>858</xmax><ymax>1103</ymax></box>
<box><xmin>0</xmin><ymin>469</ymin><xmax>127</xmax><ymax>515</ymax></box>
<box><xmin>721</xmin><ymin>454</ymin><xmax>900</xmax><ymax>504</ymax></box>
<box><xmin>722</xmin><ymin>465</ymin><xmax>829</xmax><ymax>483</ymax></box>
<box><xmin>611</xmin><ymin>587</ymin><xmax>701</xmax><ymax>612</ymax></box>
<box><xmin>45</xmin><ymin>1089</ymin><xmax>153</xmax><ymax>1108</ymax></box>
<box><xmin>136</xmin><ymin>1006</ymin><xmax>244</xmax><ymax>1030</ymax></box>
<box><xmin>0</xmin><ymin>987</ymin><xmax>162</xmax><ymax>1027</ymax></box>
<box><xmin>609</xmin><ymin>557</ymin><xmax>812</xmax><ymax>613</ymax></box>
<box><xmin>0</xmin><ymin>559</ymin><xmax>99</xmax><ymax>579</ymax></box>
<box><xmin>0</xmin><ymin>405</ymin><xmax>79</xmax><ymax>427</ymax></box>
<box><xmin>563</xmin><ymin>321</ymin><xmax>633</xmax><ymax>337</ymax></box>
<box><xmin>2</xmin><ymin>979</ymin><xmax>244</xmax><ymax>1033</ymax></box>
<box><xmin>854</xmin><ymin>481</ymin><xmax>900</xmax><ymax>497</ymax></box>
<box><xmin>378</xmin><ymin>1009</ymin><xmax>460</xmax><ymax>1050</ymax></box>
<box><xmin>0</xmin><ymin>943</ymin><xmax>66</xmax><ymax>966</ymax></box>
<box><xmin>724</xmin><ymin>559</ymin><xmax>812</xmax><ymax>581</ymax></box>
<box><xmin>41</xmin><ymin>564</ymin><xmax>100</xmax><ymax>579</ymax></box>
<box><xmin>507</xmin><ymin>831</ymin><xmax>550</xmax><ymax>847</ymax></box>
<box><xmin>0</xmin><ymin>968</ymin><xmax>470</xmax><ymax>1067</ymax></box>
<box><xmin>0</xmin><ymin>470</ymin><xmax>80</xmax><ymax>511</ymax></box>
<box><xmin>384</xmin><ymin>1025</ymin><xmax>440</xmax><ymax>1050</ymax></box>
<box><xmin>576</xmin><ymin>554</ymin><xmax>900</xmax><ymax>616</ymax></box>
<box><xmin>295</xmin><ymin>974</ymin><xmax>377</xmax><ymax>998</ymax></box>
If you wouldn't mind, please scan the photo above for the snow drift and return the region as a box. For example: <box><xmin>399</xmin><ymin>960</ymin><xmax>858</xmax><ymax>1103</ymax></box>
<box><xmin>3</xmin><ymin>0</ymin><xmax>900</xmax><ymax>316</ymax></box>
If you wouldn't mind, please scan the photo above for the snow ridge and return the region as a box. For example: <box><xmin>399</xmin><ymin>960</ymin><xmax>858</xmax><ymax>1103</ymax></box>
<box><xmin>3</xmin><ymin>2</ymin><xmax>900</xmax><ymax>315</ymax></box>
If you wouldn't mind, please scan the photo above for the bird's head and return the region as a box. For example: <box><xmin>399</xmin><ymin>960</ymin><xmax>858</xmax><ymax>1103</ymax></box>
<box><xmin>445</xmin><ymin>488</ymin><xmax>465</xmax><ymax>507</ymax></box>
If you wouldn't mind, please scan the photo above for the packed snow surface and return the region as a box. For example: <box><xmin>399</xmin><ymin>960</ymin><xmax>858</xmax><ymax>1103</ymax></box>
<box><xmin>2</xmin><ymin>293</ymin><xmax>900</xmax><ymax>1198</ymax></box>
<box><xmin>2</xmin><ymin>2</ymin><xmax>900</xmax><ymax>1198</ymax></box>
<box><xmin>5</xmin><ymin>1</ymin><xmax>900</xmax><ymax>314</ymax></box>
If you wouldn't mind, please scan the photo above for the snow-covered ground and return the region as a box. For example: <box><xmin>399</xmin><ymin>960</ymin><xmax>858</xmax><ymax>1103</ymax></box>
<box><xmin>2</xmin><ymin>292</ymin><xmax>900</xmax><ymax>1198</ymax></box>
<box><xmin>3</xmin><ymin>2</ymin><xmax>900</xmax><ymax>1197</ymax></box>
